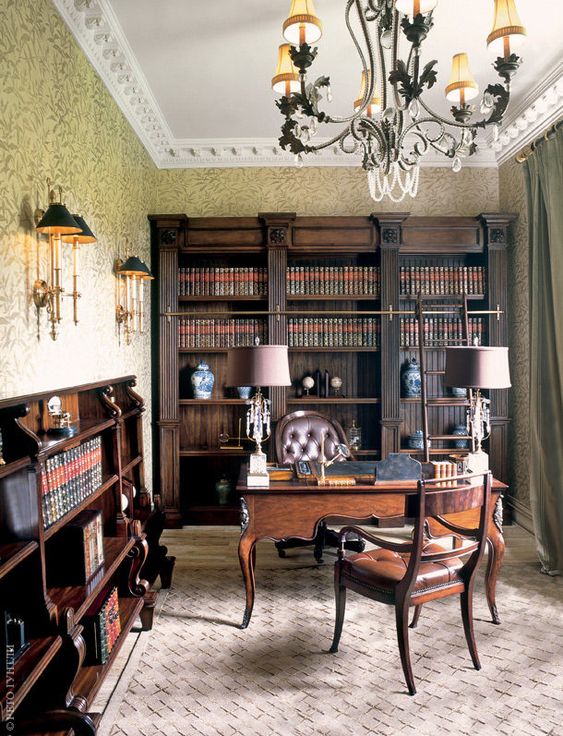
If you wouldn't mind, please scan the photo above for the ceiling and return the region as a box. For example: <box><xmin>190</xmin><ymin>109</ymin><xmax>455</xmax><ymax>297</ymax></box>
<box><xmin>54</xmin><ymin>0</ymin><xmax>563</xmax><ymax>167</ymax></box>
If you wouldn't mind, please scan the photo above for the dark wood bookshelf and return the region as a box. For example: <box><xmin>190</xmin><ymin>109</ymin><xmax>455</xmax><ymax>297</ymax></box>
<box><xmin>0</xmin><ymin>376</ymin><xmax>165</xmax><ymax>732</ymax></box>
<box><xmin>151</xmin><ymin>212</ymin><xmax>512</xmax><ymax>526</ymax></box>
<box><xmin>178</xmin><ymin>294</ymin><xmax>267</xmax><ymax>302</ymax></box>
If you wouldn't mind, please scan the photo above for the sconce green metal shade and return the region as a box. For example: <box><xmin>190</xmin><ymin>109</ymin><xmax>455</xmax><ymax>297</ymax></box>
<box><xmin>61</xmin><ymin>215</ymin><xmax>97</xmax><ymax>244</ymax></box>
<box><xmin>35</xmin><ymin>203</ymin><xmax>81</xmax><ymax>235</ymax></box>
<box><xmin>118</xmin><ymin>255</ymin><xmax>153</xmax><ymax>279</ymax></box>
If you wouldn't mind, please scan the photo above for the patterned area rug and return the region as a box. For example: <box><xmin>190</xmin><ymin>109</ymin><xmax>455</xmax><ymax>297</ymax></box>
<box><xmin>104</xmin><ymin>557</ymin><xmax>563</xmax><ymax>736</ymax></box>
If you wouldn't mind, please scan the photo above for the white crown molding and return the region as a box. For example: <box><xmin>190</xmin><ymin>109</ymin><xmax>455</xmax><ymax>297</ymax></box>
<box><xmin>53</xmin><ymin>1</ymin><xmax>561</xmax><ymax>171</ymax></box>
<box><xmin>493</xmin><ymin>63</ymin><xmax>563</xmax><ymax>164</ymax></box>
<box><xmin>52</xmin><ymin>0</ymin><xmax>173</xmax><ymax>166</ymax></box>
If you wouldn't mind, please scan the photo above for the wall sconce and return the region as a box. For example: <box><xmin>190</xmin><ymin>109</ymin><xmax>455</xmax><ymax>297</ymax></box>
<box><xmin>115</xmin><ymin>255</ymin><xmax>154</xmax><ymax>343</ymax></box>
<box><xmin>34</xmin><ymin>179</ymin><xmax>97</xmax><ymax>340</ymax></box>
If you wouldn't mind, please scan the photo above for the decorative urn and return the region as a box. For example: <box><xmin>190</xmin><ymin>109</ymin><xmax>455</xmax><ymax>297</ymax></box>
<box><xmin>191</xmin><ymin>360</ymin><xmax>215</xmax><ymax>399</ymax></box>
<box><xmin>401</xmin><ymin>357</ymin><xmax>421</xmax><ymax>398</ymax></box>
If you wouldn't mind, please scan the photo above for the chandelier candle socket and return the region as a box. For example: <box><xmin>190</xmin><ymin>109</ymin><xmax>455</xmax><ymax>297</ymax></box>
<box><xmin>273</xmin><ymin>0</ymin><xmax>526</xmax><ymax>202</ymax></box>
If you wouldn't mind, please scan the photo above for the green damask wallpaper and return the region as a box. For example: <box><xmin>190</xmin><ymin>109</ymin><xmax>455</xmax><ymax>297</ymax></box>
<box><xmin>499</xmin><ymin>158</ymin><xmax>531</xmax><ymax>519</ymax></box>
<box><xmin>0</xmin><ymin>0</ymin><xmax>156</xmax><ymax>475</ymax></box>
<box><xmin>154</xmin><ymin>166</ymin><xmax>499</xmax><ymax>217</ymax></box>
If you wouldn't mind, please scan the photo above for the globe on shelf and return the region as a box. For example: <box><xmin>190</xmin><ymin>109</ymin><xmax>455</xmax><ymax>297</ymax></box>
<box><xmin>330</xmin><ymin>376</ymin><xmax>343</xmax><ymax>397</ymax></box>
<box><xmin>302</xmin><ymin>376</ymin><xmax>315</xmax><ymax>396</ymax></box>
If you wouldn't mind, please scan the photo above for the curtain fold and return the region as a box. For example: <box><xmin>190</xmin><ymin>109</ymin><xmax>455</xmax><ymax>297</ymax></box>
<box><xmin>524</xmin><ymin>126</ymin><xmax>563</xmax><ymax>575</ymax></box>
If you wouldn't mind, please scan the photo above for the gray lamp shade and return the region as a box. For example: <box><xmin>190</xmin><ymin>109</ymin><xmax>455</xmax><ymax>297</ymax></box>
<box><xmin>445</xmin><ymin>346</ymin><xmax>511</xmax><ymax>389</ymax></box>
<box><xmin>226</xmin><ymin>345</ymin><xmax>291</xmax><ymax>387</ymax></box>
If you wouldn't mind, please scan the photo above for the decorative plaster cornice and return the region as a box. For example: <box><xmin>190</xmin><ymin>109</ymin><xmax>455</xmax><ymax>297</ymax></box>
<box><xmin>493</xmin><ymin>63</ymin><xmax>563</xmax><ymax>164</ymax></box>
<box><xmin>52</xmin><ymin>1</ymin><xmax>562</xmax><ymax>171</ymax></box>
<box><xmin>52</xmin><ymin>0</ymin><xmax>174</xmax><ymax>165</ymax></box>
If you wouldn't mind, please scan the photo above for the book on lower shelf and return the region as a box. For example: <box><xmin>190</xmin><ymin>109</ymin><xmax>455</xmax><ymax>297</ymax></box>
<box><xmin>83</xmin><ymin>586</ymin><xmax>121</xmax><ymax>665</ymax></box>
<box><xmin>47</xmin><ymin>509</ymin><xmax>105</xmax><ymax>585</ymax></box>
<box><xmin>40</xmin><ymin>436</ymin><xmax>103</xmax><ymax>529</ymax></box>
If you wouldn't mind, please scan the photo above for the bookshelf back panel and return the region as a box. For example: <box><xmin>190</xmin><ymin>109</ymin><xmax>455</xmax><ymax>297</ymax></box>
<box><xmin>180</xmin><ymin>456</ymin><xmax>241</xmax><ymax>512</ymax></box>
<box><xmin>288</xmin><ymin>352</ymin><xmax>379</xmax><ymax>400</ymax></box>
<box><xmin>179</xmin><ymin>405</ymin><xmax>249</xmax><ymax>451</ymax></box>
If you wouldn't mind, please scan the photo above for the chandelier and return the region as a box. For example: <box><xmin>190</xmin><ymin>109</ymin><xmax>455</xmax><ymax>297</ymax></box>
<box><xmin>272</xmin><ymin>0</ymin><xmax>526</xmax><ymax>202</ymax></box>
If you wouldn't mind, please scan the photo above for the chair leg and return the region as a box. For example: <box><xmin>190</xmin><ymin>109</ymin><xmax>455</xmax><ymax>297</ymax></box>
<box><xmin>409</xmin><ymin>604</ymin><xmax>422</xmax><ymax>629</ymax></box>
<box><xmin>395</xmin><ymin>602</ymin><xmax>416</xmax><ymax>695</ymax></box>
<box><xmin>314</xmin><ymin>522</ymin><xmax>327</xmax><ymax>563</ymax></box>
<box><xmin>329</xmin><ymin>566</ymin><xmax>347</xmax><ymax>653</ymax></box>
<box><xmin>460</xmin><ymin>588</ymin><xmax>481</xmax><ymax>670</ymax></box>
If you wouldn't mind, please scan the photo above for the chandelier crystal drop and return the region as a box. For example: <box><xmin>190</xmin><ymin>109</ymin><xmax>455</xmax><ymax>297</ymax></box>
<box><xmin>272</xmin><ymin>0</ymin><xmax>526</xmax><ymax>202</ymax></box>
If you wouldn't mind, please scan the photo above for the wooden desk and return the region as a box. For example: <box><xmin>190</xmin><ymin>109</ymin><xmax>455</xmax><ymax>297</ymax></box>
<box><xmin>237</xmin><ymin>471</ymin><xmax>507</xmax><ymax>629</ymax></box>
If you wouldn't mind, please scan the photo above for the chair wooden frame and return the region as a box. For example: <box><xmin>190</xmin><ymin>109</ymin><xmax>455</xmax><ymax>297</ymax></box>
<box><xmin>329</xmin><ymin>471</ymin><xmax>492</xmax><ymax>695</ymax></box>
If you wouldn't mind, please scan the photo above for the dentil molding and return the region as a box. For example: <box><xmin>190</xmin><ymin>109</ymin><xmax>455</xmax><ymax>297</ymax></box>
<box><xmin>53</xmin><ymin>0</ymin><xmax>562</xmax><ymax>170</ymax></box>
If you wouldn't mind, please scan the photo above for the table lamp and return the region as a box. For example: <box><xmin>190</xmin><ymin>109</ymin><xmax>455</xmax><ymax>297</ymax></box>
<box><xmin>226</xmin><ymin>342</ymin><xmax>291</xmax><ymax>487</ymax></box>
<box><xmin>445</xmin><ymin>346</ymin><xmax>511</xmax><ymax>473</ymax></box>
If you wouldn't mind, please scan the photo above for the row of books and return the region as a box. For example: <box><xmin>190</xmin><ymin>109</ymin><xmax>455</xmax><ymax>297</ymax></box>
<box><xmin>48</xmin><ymin>509</ymin><xmax>105</xmax><ymax>585</ymax></box>
<box><xmin>178</xmin><ymin>319</ymin><xmax>267</xmax><ymax>348</ymax></box>
<box><xmin>430</xmin><ymin>461</ymin><xmax>459</xmax><ymax>487</ymax></box>
<box><xmin>287</xmin><ymin>266</ymin><xmax>380</xmax><ymax>296</ymax></box>
<box><xmin>400</xmin><ymin>318</ymin><xmax>485</xmax><ymax>347</ymax></box>
<box><xmin>84</xmin><ymin>587</ymin><xmax>121</xmax><ymax>665</ymax></box>
<box><xmin>288</xmin><ymin>318</ymin><xmax>380</xmax><ymax>347</ymax></box>
<box><xmin>178</xmin><ymin>268</ymin><xmax>268</xmax><ymax>296</ymax></box>
<box><xmin>400</xmin><ymin>266</ymin><xmax>486</xmax><ymax>296</ymax></box>
<box><xmin>40</xmin><ymin>437</ymin><xmax>103</xmax><ymax>529</ymax></box>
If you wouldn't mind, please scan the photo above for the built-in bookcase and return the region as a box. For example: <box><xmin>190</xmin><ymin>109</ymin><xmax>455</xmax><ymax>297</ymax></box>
<box><xmin>151</xmin><ymin>213</ymin><xmax>513</xmax><ymax>527</ymax></box>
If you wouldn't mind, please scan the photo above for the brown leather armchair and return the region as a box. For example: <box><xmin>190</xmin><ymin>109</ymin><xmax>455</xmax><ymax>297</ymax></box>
<box><xmin>274</xmin><ymin>410</ymin><xmax>364</xmax><ymax>562</ymax></box>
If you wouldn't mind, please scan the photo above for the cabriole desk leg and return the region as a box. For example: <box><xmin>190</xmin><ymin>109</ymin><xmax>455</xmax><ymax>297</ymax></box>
<box><xmin>238</xmin><ymin>497</ymin><xmax>256</xmax><ymax>629</ymax></box>
<box><xmin>486</xmin><ymin>495</ymin><xmax>506</xmax><ymax>625</ymax></box>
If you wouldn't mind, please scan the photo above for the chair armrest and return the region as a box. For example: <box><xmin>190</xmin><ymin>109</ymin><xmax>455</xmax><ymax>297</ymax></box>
<box><xmin>336</xmin><ymin>525</ymin><xmax>414</xmax><ymax>556</ymax></box>
<box><xmin>3</xmin><ymin>710</ymin><xmax>98</xmax><ymax>736</ymax></box>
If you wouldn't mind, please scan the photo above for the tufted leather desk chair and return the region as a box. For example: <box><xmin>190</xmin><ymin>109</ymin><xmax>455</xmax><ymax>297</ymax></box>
<box><xmin>274</xmin><ymin>411</ymin><xmax>364</xmax><ymax>562</ymax></box>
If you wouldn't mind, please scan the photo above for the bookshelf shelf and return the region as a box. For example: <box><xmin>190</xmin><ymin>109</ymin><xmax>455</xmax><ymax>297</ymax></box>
<box><xmin>0</xmin><ymin>540</ymin><xmax>39</xmax><ymax>581</ymax></box>
<box><xmin>0</xmin><ymin>635</ymin><xmax>62</xmax><ymax>713</ymax></box>
<box><xmin>289</xmin><ymin>347</ymin><xmax>380</xmax><ymax>353</ymax></box>
<box><xmin>179</xmin><ymin>449</ymin><xmax>247</xmax><ymax>457</ymax></box>
<box><xmin>73</xmin><ymin>596</ymin><xmax>144</xmax><ymax>708</ymax></box>
<box><xmin>48</xmin><ymin>537</ymin><xmax>136</xmax><ymax>621</ymax></box>
<box><xmin>399</xmin><ymin>293</ymin><xmax>485</xmax><ymax>301</ymax></box>
<box><xmin>36</xmin><ymin>418</ymin><xmax>116</xmax><ymax>458</ymax></box>
<box><xmin>179</xmin><ymin>399</ymin><xmax>247</xmax><ymax>406</ymax></box>
<box><xmin>287</xmin><ymin>295</ymin><xmax>380</xmax><ymax>302</ymax></box>
<box><xmin>286</xmin><ymin>397</ymin><xmax>380</xmax><ymax>405</ymax></box>
<box><xmin>122</xmin><ymin>455</ymin><xmax>142</xmax><ymax>476</ymax></box>
<box><xmin>179</xmin><ymin>295</ymin><xmax>266</xmax><ymax>302</ymax></box>
<box><xmin>0</xmin><ymin>376</ymin><xmax>159</xmax><ymax>730</ymax></box>
<box><xmin>43</xmin><ymin>474</ymin><xmax>119</xmax><ymax>541</ymax></box>
<box><xmin>153</xmin><ymin>212</ymin><xmax>511</xmax><ymax>526</ymax></box>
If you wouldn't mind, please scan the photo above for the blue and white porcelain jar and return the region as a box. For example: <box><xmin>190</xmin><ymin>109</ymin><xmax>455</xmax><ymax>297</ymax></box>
<box><xmin>401</xmin><ymin>358</ymin><xmax>421</xmax><ymax>398</ymax></box>
<box><xmin>237</xmin><ymin>386</ymin><xmax>252</xmax><ymax>400</ymax></box>
<box><xmin>407</xmin><ymin>429</ymin><xmax>425</xmax><ymax>450</ymax></box>
<box><xmin>191</xmin><ymin>360</ymin><xmax>215</xmax><ymax>399</ymax></box>
<box><xmin>452</xmin><ymin>424</ymin><xmax>470</xmax><ymax>449</ymax></box>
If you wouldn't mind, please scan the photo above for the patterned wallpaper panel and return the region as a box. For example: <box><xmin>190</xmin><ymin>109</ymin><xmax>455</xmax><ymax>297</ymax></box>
<box><xmin>154</xmin><ymin>166</ymin><xmax>499</xmax><ymax>217</ymax></box>
<box><xmin>0</xmin><ymin>0</ymin><xmax>156</xmax><ymax>479</ymax></box>
<box><xmin>499</xmin><ymin>158</ymin><xmax>530</xmax><ymax>512</ymax></box>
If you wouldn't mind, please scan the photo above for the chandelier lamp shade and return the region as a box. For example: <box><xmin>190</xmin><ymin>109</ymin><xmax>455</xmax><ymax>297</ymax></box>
<box><xmin>272</xmin><ymin>0</ymin><xmax>526</xmax><ymax>202</ymax></box>
<box><xmin>272</xmin><ymin>44</ymin><xmax>300</xmax><ymax>96</ymax></box>
<box><xmin>34</xmin><ymin>179</ymin><xmax>97</xmax><ymax>340</ymax></box>
<box><xmin>282</xmin><ymin>0</ymin><xmax>323</xmax><ymax>45</ymax></box>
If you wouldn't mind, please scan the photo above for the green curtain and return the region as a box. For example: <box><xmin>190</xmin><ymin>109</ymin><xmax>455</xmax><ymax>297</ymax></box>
<box><xmin>524</xmin><ymin>125</ymin><xmax>563</xmax><ymax>575</ymax></box>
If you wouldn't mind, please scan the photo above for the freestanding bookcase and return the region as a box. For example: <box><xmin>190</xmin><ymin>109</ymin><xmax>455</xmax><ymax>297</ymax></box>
<box><xmin>0</xmin><ymin>376</ymin><xmax>159</xmax><ymax>733</ymax></box>
<box><xmin>150</xmin><ymin>213</ymin><xmax>514</xmax><ymax>528</ymax></box>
